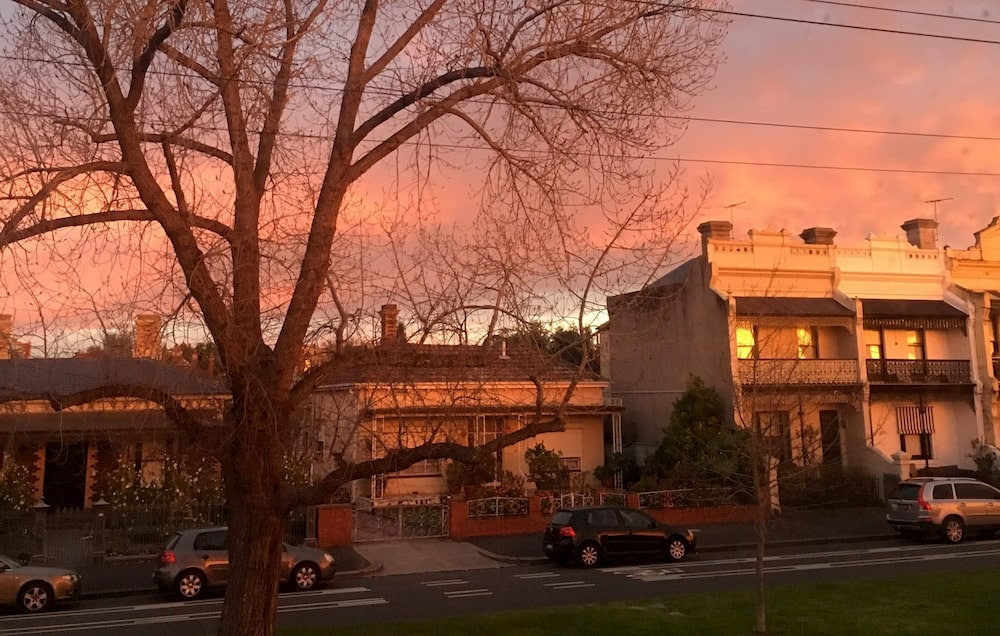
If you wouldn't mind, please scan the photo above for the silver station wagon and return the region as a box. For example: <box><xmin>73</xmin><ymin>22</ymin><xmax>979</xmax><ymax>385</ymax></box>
<box><xmin>153</xmin><ymin>527</ymin><xmax>335</xmax><ymax>599</ymax></box>
<box><xmin>886</xmin><ymin>477</ymin><xmax>1000</xmax><ymax>543</ymax></box>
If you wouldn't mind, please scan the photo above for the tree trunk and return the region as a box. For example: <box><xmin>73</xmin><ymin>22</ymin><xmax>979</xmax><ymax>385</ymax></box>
<box><xmin>217</xmin><ymin>412</ymin><xmax>288</xmax><ymax>636</ymax></box>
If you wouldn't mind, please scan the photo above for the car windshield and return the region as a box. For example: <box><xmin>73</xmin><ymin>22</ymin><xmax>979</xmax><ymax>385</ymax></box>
<box><xmin>0</xmin><ymin>555</ymin><xmax>21</xmax><ymax>570</ymax></box>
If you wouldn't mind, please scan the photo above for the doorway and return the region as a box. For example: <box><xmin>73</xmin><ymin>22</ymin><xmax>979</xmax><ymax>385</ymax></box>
<box><xmin>43</xmin><ymin>442</ymin><xmax>88</xmax><ymax>509</ymax></box>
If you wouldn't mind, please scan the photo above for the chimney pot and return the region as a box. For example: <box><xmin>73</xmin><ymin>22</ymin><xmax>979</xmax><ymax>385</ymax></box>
<box><xmin>134</xmin><ymin>314</ymin><xmax>162</xmax><ymax>359</ymax></box>
<box><xmin>902</xmin><ymin>218</ymin><xmax>938</xmax><ymax>249</ymax></box>
<box><xmin>800</xmin><ymin>227</ymin><xmax>837</xmax><ymax>245</ymax></box>
<box><xmin>697</xmin><ymin>220</ymin><xmax>734</xmax><ymax>255</ymax></box>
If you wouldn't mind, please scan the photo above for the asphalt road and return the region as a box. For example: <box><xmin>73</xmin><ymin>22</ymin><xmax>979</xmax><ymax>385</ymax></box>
<box><xmin>4</xmin><ymin>538</ymin><xmax>1000</xmax><ymax>635</ymax></box>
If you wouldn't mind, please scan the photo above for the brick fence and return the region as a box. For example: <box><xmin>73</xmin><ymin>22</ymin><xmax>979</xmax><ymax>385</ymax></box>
<box><xmin>315</xmin><ymin>496</ymin><xmax>754</xmax><ymax>546</ymax></box>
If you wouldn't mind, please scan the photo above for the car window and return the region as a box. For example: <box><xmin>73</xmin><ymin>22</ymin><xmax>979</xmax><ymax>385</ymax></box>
<box><xmin>955</xmin><ymin>483</ymin><xmax>1000</xmax><ymax>500</ymax></box>
<box><xmin>889</xmin><ymin>483</ymin><xmax>920</xmax><ymax>501</ymax></box>
<box><xmin>618</xmin><ymin>509</ymin><xmax>654</xmax><ymax>530</ymax></box>
<box><xmin>551</xmin><ymin>511</ymin><xmax>573</xmax><ymax>525</ymax></box>
<box><xmin>932</xmin><ymin>484</ymin><xmax>954</xmax><ymax>500</ymax></box>
<box><xmin>193</xmin><ymin>530</ymin><xmax>228</xmax><ymax>551</ymax></box>
<box><xmin>164</xmin><ymin>533</ymin><xmax>182</xmax><ymax>550</ymax></box>
<box><xmin>588</xmin><ymin>509</ymin><xmax>618</xmax><ymax>527</ymax></box>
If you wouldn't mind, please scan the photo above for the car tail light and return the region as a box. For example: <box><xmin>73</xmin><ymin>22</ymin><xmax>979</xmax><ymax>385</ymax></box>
<box><xmin>917</xmin><ymin>489</ymin><xmax>931</xmax><ymax>512</ymax></box>
<box><xmin>159</xmin><ymin>550</ymin><xmax>176</xmax><ymax>565</ymax></box>
<box><xmin>559</xmin><ymin>526</ymin><xmax>576</xmax><ymax>538</ymax></box>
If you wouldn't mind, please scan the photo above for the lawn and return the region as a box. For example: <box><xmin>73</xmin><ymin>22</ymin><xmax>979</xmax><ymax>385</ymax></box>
<box><xmin>284</xmin><ymin>567</ymin><xmax>1000</xmax><ymax>635</ymax></box>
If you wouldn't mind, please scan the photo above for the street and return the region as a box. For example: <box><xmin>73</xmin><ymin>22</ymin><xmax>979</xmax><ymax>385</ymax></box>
<box><xmin>4</xmin><ymin>537</ymin><xmax>1000</xmax><ymax>635</ymax></box>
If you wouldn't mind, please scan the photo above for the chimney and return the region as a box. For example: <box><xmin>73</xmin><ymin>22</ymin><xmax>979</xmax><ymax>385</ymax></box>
<box><xmin>0</xmin><ymin>315</ymin><xmax>10</xmax><ymax>360</ymax></box>
<box><xmin>379</xmin><ymin>304</ymin><xmax>399</xmax><ymax>345</ymax></box>
<box><xmin>800</xmin><ymin>227</ymin><xmax>837</xmax><ymax>245</ymax></box>
<box><xmin>902</xmin><ymin>218</ymin><xmax>938</xmax><ymax>250</ymax></box>
<box><xmin>697</xmin><ymin>220</ymin><xmax>733</xmax><ymax>255</ymax></box>
<box><xmin>16</xmin><ymin>342</ymin><xmax>30</xmax><ymax>359</ymax></box>
<box><xmin>134</xmin><ymin>314</ymin><xmax>162</xmax><ymax>359</ymax></box>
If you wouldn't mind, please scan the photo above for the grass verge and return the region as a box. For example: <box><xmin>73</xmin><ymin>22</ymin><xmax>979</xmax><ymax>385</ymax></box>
<box><xmin>284</xmin><ymin>567</ymin><xmax>1000</xmax><ymax>635</ymax></box>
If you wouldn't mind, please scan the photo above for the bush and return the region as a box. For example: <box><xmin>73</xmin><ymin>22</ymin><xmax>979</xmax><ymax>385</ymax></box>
<box><xmin>0</xmin><ymin>461</ymin><xmax>35</xmax><ymax>511</ymax></box>
<box><xmin>525</xmin><ymin>443</ymin><xmax>568</xmax><ymax>490</ymax></box>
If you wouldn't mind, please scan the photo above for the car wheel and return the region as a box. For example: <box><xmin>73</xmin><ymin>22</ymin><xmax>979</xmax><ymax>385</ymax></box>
<box><xmin>18</xmin><ymin>583</ymin><xmax>52</xmax><ymax>613</ymax></box>
<box><xmin>577</xmin><ymin>542</ymin><xmax>602</xmax><ymax>568</ymax></box>
<box><xmin>175</xmin><ymin>569</ymin><xmax>206</xmax><ymax>599</ymax></box>
<box><xmin>291</xmin><ymin>562</ymin><xmax>319</xmax><ymax>591</ymax></box>
<box><xmin>942</xmin><ymin>516</ymin><xmax>965</xmax><ymax>544</ymax></box>
<box><xmin>666</xmin><ymin>537</ymin><xmax>688</xmax><ymax>562</ymax></box>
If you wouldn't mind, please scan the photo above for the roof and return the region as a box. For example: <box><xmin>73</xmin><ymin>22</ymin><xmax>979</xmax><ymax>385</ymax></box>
<box><xmin>0</xmin><ymin>358</ymin><xmax>226</xmax><ymax>400</ymax></box>
<box><xmin>861</xmin><ymin>299</ymin><xmax>966</xmax><ymax>318</ymax></box>
<box><xmin>318</xmin><ymin>343</ymin><xmax>601</xmax><ymax>386</ymax></box>
<box><xmin>735</xmin><ymin>297</ymin><xmax>854</xmax><ymax>317</ymax></box>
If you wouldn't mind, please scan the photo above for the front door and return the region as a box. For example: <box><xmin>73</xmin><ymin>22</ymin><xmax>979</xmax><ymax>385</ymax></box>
<box><xmin>43</xmin><ymin>442</ymin><xmax>88</xmax><ymax>509</ymax></box>
<box><xmin>819</xmin><ymin>410</ymin><xmax>842</xmax><ymax>465</ymax></box>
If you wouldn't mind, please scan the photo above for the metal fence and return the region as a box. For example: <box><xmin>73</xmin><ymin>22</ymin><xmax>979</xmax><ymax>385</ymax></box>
<box><xmin>352</xmin><ymin>498</ymin><xmax>450</xmax><ymax>541</ymax></box>
<box><xmin>466</xmin><ymin>496</ymin><xmax>529</xmax><ymax>518</ymax></box>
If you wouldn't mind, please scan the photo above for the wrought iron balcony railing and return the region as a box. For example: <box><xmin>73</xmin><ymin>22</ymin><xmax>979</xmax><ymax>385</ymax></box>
<box><xmin>737</xmin><ymin>359</ymin><xmax>858</xmax><ymax>385</ymax></box>
<box><xmin>866</xmin><ymin>359</ymin><xmax>971</xmax><ymax>384</ymax></box>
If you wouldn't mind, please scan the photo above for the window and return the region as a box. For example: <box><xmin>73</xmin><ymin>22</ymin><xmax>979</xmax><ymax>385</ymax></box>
<box><xmin>471</xmin><ymin>416</ymin><xmax>503</xmax><ymax>446</ymax></box>
<box><xmin>899</xmin><ymin>434</ymin><xmax>932</xmax><ymax>460</ymax></box>
<box><xmin>897</xmin><ymin>406</ymin><xmax>934</xmax><ymax>460</ymax></box>
<box><xmin>391</xmin><ymin>459</ymin><xmax>441</xmax><ymax>477</ymax></box>
<box><xmin>193</xmin><ymin>530</ymin><xmax>227</xmax><ymax>551</ymax></box>
<box><xmin>753</xmin><ymin>411</ymin><xmax>792</xmax><ymax>462</ymax></box>
<box><xmin>736</xmin><ymin>325</ymin><xmax>757</xmax><ymax>359</ymax></box>
<box><xmin>864</xmin><ymin>329</ymin><xmax>882</xmax><ymax>359</ymax></box>
<box><xmin>619</xmin><ymin>508</ymin><xmax>655</xmax><ymax>530</ymax></box>
<box><xmin>797</xmin><ymin>327</ymin><xmax>818</xmax><ymax>359</ymax></box>
<box><xmin>905</xmin><ymin>330</ymin><xmax>925</xmax><ymax>360</ymax></box>
<box><xmin>931</xmin><ymin>484</ymin><xmax>954</xmax><ymax>500</ymax></box>
<box><xmin>954</xmin><ymin>483</ymin><xmax>1000</xmax><ymax>500</ymax></box>
<box><xmin>561</xmin><ymin>457</ymin><xmax>582</xmax><ymax>472</ymax></box>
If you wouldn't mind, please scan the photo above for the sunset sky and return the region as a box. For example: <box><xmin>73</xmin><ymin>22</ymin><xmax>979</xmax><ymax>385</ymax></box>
<box><xmin>673</xmin><ymin>0</ymin><xmax>1000</xmax><ymax>249</ymax></box>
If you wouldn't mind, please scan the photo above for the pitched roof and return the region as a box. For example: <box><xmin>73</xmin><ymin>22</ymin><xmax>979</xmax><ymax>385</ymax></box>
<box><xmin>317</xmin><ymin>343</ymin><xmax>599</xmax><ymax>386</ymax></box>
<box><xmin>0</xmin><ymin>358</ymin><xmax>226</xmax><ymax>400</ymax></box>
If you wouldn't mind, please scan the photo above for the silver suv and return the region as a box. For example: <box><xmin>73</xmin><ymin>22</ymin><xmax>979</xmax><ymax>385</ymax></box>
<box><xmin>153</xmin><ymin>527</ymin><xmax>336</xmax><ymax>599</ymax></box>
<box><xmin>886</xmin><ymin>477</ymin><xmax>1000</xmax><ymax>543</ymax></box>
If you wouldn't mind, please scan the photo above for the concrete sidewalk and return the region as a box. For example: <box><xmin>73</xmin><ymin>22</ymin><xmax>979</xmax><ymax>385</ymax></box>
<box><xmin>73</xmin><ymin>506</ymin><xmax>894</xmax><ymax>598</ymax></box>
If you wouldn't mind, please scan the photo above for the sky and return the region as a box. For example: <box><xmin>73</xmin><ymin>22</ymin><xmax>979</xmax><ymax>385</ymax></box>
<box><xmin>671</xmin><ymin>0</ymin><xmax>1000</xmax><ymax>250</ymax></box>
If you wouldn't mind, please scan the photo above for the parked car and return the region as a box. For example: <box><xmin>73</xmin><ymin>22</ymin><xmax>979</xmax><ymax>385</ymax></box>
<box><xmin>543</xmin><ymin>505</ymin><xmax>696</xmax><ymax>567</ymax></box>
<box><xmin>0</xmin><ymin>554</ymin><xmax>81</xmax><ymax>613</ymax></box>
<box><xmin>154</xmin><ymin>527</ymin><xmax>335</xmax><ymax>599</ymax></box>
<box><xmin>886</xmin><ymin>477</ymin><xmax>1000</xmax><ymax>543</ymax></box>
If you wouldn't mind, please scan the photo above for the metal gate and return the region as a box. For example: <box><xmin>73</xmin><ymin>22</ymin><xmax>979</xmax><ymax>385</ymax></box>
<box><xmin>352</xmin><ymin>498</ymin><xmax>449</xmax><ymax>542</ymax></box>
<box><xmin>41</xmin><ymin>509</ymin><xmax>95</xmax><ymax>567</ymax></box>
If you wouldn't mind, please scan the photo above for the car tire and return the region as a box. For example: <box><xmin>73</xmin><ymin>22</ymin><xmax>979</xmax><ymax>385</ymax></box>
<box><xmin>291</xmin><ymin>562</ymin><xmax>320</xmax><ymax>591</ymax></box>
<box><xmin>577</xmin><ymin>542</ymin><xmax>602</xmax><ymax>568</ymax></box>
<box><xmin>175</xmin><ymin>569</ymin><xmax>207</xmax><ymax>599</ymax></box>
<box><xmin>18</xmin><ymin>582</ymin><xmax>52</xmax><ymax>613</ymax></box>
<box><xmin>666</xmin><ymin>537</ymin><xmax>688</xmax><ymax>562</ymax></box>
<box><xmin>942</xmin><ymin>516</ymin><xmax>965</xmax><ymax>544</ymax></box>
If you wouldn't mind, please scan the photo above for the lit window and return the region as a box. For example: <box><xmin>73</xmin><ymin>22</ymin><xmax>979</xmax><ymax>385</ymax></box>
<box><xmin>864</xmin><ymin>329</ymin><xmax>882</xmax><ymax>360</ymax></box>
<box><xmin>736</xmin><ymin>326</ymin><xmax>757</xmax><ymax>359</ymax></box>
<box><xmin>905</xmin><ymin>330</ymin><xmax>925</xmax><ymax>360</ymax></box>
<box><xmin>797</xmin><ymin>327</ymin><xmax>817</xmax><ymax>359</ymax></box>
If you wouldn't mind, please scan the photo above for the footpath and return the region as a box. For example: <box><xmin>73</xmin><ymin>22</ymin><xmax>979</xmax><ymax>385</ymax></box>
<box><xmin>74</xmin><ymin>506</ymin><xmax>894</xmax><ymax>598</ymax></box>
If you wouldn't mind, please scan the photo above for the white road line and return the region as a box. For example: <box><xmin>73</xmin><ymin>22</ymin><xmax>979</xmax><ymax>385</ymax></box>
<box><xmin>515</xmin><ymin>572</ymin><xmax>562</xmax><ymax>579</ymax></box>
<box><xmin>422</xmin><ymin>579</ymin><xmax>469</xmax><ymax>587</ymax></box>
<box><xmin>444</xmin><ymin>588</ymin><xmax>492</xmax><ymax>598</ymax></box>
<box><xmin>0</xmin><ymin>592</ymin><xmax>386</xmax><ymax>635</ymax></box>
<box><xmin>546</xmin><ymin>582</ymin><xmax>596</xmax><ymax>590</ymax></box>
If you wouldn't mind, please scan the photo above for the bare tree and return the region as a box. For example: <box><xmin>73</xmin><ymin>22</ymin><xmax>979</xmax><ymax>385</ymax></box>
<box><xmin>0</xmin><ymin>1</ymin><xmax>725</xmax><ymax>633</ymax></box>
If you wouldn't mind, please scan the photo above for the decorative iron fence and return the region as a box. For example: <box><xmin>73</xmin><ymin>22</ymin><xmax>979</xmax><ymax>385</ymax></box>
<box><xmin>539</xmin><ymin>492</ymin><xmax>595</xmax><ymax>514</ymax></box>
<box><xmin>352</xmin><ymin>500</ymin><xmax>449</xmax><ymax>541</ymax></box>
<box><xmin>467</xmin><ymin>496</ymin><xmax>529</xmax><ymax>518</ymax></box>
<box><xmin>598</xmin><ymin>491</ymin><xmax>627</xmax><ymax>507</ymax></box>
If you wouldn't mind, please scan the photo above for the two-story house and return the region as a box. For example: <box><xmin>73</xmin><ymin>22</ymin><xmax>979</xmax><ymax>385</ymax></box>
<box><xmin>605</xmin><ymin>217</ymin><xmax>986</xmax><ymax>483</ymax></box>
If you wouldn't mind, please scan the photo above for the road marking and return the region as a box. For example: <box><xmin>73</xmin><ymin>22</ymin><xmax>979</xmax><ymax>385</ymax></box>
<box><xmin>444</xmin><ymin>588</ymin><xmax>492</xmax><ymax>599</ymax></box>
<box><xmin>515</xmin><ymin>572</ymin><xmax>562</xmax><ymax>579</ymax></box>
<box><xmin>422</xmin><ymin>579</ymin><xmax>469</xmax><ymax>587</ymax></box>
<box><xmin>545</xmin><ymin>581</ymin><xmax>595</xmax><ymax>590</ymax></box>
<box><xmin>0</xmin><ymin>589</ymin><xmax>384</xmax><ymax>635</ymax></box>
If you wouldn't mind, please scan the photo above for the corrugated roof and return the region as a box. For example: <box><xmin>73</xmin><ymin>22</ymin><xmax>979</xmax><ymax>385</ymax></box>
<box><xmin>861</xmin><ymin>299</ymin><xmax>966</xmax><ymax>318</ymax></box>
<box><xmin>735</xmin><ymin>297</ymin><xmax>854</xmax><ymax>317</ymax></box>
<box><xmin>0</xmin><ymin>358</ymin><xmax>226</xmax><ymax>400</ymax></box>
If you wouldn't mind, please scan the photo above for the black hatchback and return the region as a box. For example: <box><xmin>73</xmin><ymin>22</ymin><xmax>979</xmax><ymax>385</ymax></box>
<box><xmin>542</xmin><ymin>505</ymin><xmax>696</xmax><ymax>567</ymax></box>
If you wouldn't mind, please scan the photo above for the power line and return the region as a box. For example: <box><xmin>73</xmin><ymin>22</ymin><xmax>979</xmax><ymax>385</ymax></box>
<box><xmin>678</xmin><ymin>4</ymin><xmax>1000</xmax><ymax>46</ymax></box>
<box><xmin>798</xmin><ymin>0</ymin><xmax>1000</xmax><ymax>26</ymax></box>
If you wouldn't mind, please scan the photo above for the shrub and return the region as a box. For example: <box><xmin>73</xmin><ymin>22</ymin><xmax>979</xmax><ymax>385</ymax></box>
<box><xmin>525</xmin><ymin>443</ymin><xmax>568</xmax><ymax>490</ymax></box>
<box><xmin>0</xmin><ymin>461</ymin><xmax>35</xmax><ymax>511</ymax></box>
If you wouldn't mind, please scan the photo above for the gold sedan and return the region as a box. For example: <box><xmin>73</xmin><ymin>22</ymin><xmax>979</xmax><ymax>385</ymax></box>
<box><xmin>0</xmin><ymin>554</ymin><xmax>81</xmax><ymax>613</ymax></box>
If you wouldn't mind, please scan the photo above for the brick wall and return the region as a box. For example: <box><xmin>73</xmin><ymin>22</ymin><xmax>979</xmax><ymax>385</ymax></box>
<box><xmin>316</xmin><ymin>504</ymin><xmax>353</xmax><ymax>546</ymax></box>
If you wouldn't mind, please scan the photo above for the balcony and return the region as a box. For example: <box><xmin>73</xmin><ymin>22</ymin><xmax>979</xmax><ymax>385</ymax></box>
<box><xmin>866</xmin><ymin>359</ymin><xmax>972</xmax><ymax>384</ymax></box>
<box><xmin>737</xmin><ymin>359</ymin><xmax>859</xmax><ymax>385</ymax></box>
